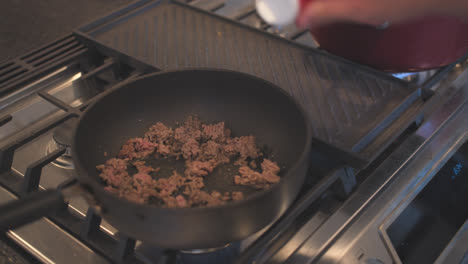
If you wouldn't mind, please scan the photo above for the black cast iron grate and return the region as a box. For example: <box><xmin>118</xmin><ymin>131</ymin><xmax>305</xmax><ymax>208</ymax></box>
<box><xmin>0</xmin><ymin>84</ymin><xmax>351</xmax><ymax>264</ymax></box>
<box><xmin>0</xmin><ymin>47</ymin><xmax>157</xmax><ymax>263</ymax></box>
<box><xmin>0</xmin><ymin>35</ymin><xmax>88</xmax><ymax>97</ymax></box>
<box><xmin>0</xmin><ymin>38</ymin><xmax>356</xmax><ymax>263</ymax></box>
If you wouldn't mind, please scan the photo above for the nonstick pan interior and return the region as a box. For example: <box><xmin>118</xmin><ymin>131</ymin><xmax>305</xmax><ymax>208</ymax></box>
<box><xmin>76</xmin><ymin>70</ymin><xmax>308</xmax><ymax>189</ymax></box>
<box><xmin>72</xmin><ymin>69</ymin><xmax>312</xmax><ymax>249</ymax></box>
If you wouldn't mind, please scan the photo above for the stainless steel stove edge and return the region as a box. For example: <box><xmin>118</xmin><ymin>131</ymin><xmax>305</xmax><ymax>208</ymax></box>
<box><xmin>289</xmin><ymin>72</ymin><xmax>468</xmax><ymax>264</ymax></box>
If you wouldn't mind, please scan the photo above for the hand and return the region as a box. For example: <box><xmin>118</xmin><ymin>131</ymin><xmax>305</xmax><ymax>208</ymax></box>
<box><xmin>296</xmin><ymin>0</ymin><xmax>467</xmax><ymax>28</ymax></box>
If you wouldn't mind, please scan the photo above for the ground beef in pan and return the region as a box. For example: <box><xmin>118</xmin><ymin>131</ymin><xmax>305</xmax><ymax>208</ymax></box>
<box><xmin>97</xmin><ymin>115</ymin><xmax>281</xmax><ymax>208</ymax></box>
<box><xmin>202</xmin><ymin>122</ymin><xmax>230</xmax><ymax>143</ymax></box>
<box><xmin>231</xmin><ymin>191</ymin><xmax>244</xmax><ymax>201</ymax></box>
<box><xmin>144</xmin><ymin>122</ymin><xmax>174</xmax><ymax>156</ymax></box>
<box><xmin>234</xmin><ymin>159</ymin><xmax>281</xmax><ymax>189</ymax></box>
<box><xmin>184</xmin><ymin>160</ymin><xmax>216</xmax><ymax>177</ymax></box>
<box><xmin>261</xmin><ymin>158</ymin><xmax>281</xmax><ymax>175</ymax></box>
<box><xmin>156</xmin><ymin>143</ymin><xmax>172</xmax><ymax>157</ymax></box>
<box><xmin>133</xmin><ymin>160</ymin><xmax>159</xmax><ymax>174</ymax></box>
<box><xmin>174</xmin><ymin>116</ymin><xmax>202</xmax><ymax>143</ymax></box>
<box><xmin>132</xmin><ymin>172</ymin><xmax>158</xmax><ymax>203</ymax></box>
<box><xmin>175</xmin><ymin>195</ymin><xmax>188</xmax><ymax>207</ymax></box>
<box><xmin>183</xmin><ymin>176</ymin><xmax>205</xmax><ymax>191</ymax></box>
<box><xmin>144</xmin><ymin>122</ymin><xmax>173</xmax><ymax>143</ymax></box>
<box><xmin>250</xmin><ymin>160</ymin><xmax>257</xmax><ymax>169</ymax></box>
<box><xmin>181</xmin><ymin>138</ymin><xmax>200</xmax><ymax>159</ymax></box>
<box><xmin>97</xmin><ymin>158</ymin><xmax>130</xmax><ymax>187</ymax></box>
<box><xmin>187</xmin><ymin>190</ymin><xmax>238</xmax><ymax>207</ymax></box>
<box><xmin>156</xmin><ymin>170</ymin><xmax>185</xmax><ymax>197</ymax></box>
<box><xmin>97</xmin><ymin>158</ymin><xmax>159</xmax><ymax>204</ymax></box>
<box><xmin>118</xmin><ymin>138</ymin><xmax>157</xmax><ymax>160</ymax></box>
<box><xmin>224</xmin><ymin>136</ymin><xmax>260</xmax><ymax>166</ymax></box>
<box><xmin>198</xmin><ymin>141</ymin><xmax>230</xmax><ymax>164</ymax></box>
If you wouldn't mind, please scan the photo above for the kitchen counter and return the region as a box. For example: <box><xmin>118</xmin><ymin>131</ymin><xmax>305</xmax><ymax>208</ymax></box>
<box><xmin>0</xmin><ymin>0</ymin><xmax>132</xmax><ymax>262</ymax></box>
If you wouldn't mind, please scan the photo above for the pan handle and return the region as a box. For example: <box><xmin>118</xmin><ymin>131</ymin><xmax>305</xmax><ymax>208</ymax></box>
<box><xmin>0</xmin><ymin>190</ymin><xmax>65</xmax><ymax>232</ymax></box>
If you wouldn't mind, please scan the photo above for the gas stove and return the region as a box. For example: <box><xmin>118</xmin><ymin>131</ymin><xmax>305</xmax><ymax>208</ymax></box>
<box><xmin>0</xmin><ymin>0</ymin><xmax>467</xmax><ymax>264</ymax></box>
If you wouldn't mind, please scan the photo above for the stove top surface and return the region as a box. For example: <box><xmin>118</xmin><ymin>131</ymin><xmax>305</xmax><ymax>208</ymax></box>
<box><xmin>0</xmin><ymin>1</ymin><xmax>467</xmax><ymax>264</ymax></box>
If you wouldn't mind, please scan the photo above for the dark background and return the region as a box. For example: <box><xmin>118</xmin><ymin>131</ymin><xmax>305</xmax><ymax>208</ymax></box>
<box><xmin>0</xmin><ymin>0</ymin><xmax>133</xmax><ymax>63</ymax></box>
<box><xmin>0</xmin><ymin>0</ymin><xmax>132</xmax><ymax>262</ymax></box>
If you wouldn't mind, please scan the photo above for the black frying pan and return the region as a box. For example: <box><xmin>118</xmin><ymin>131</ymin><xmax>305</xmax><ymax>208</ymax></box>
<box><xmin>0</xmin><ymin>69</ymin><xmax>312</xmax><ymax>249</ymax></box>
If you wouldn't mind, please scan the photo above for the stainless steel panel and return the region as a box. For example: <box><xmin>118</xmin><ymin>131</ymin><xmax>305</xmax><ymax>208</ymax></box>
<box><xmin>0</xmin><ymin>187</ymin><xmax>109</xmax><ymax>264</ymax></box>
<box><xmin>287</xmin><ymin>77</ymin><xmax>467</xmax><ymax>264</ymax></box>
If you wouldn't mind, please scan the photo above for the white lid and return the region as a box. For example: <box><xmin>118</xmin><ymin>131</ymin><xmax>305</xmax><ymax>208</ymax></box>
<box><xmin>256</xmin><ymin>0</ymin><xmax>299</xmax><ymax>26</ymax></box>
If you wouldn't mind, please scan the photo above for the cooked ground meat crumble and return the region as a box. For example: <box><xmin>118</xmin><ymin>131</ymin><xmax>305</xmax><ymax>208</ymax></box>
<box><xmin>97</xmin><ymin>116</ymin><xmax>280</xmax><ymax>208</ymax></box>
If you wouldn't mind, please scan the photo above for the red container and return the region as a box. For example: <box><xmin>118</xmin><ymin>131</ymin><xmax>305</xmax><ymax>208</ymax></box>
<box><xmin>309</xmin><ymin>17</ymin><xmax>468</xmax><ymax>72</ymax></box>
<box><xmin>257</xmin><ymin>0</ymin><xmax>468</xmax><ymax>72</ymax></box>
<box><xmin>296</xmin><ymin>0</ymin><xmax>468</xmax><ymax>72</ymax></box>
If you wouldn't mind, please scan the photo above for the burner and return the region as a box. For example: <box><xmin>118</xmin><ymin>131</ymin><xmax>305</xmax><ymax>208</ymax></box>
<box><xmin>46</xmin><ymin>119</ymin><xmax>76</xmax><ymax>169</ymax></box>
<box><xmin>392</xmin><ymin>69</ymin><xmax>438</xmax><ymax>86</ymax></box>
<box><xmin>177</xmin><ymin>243</ymin><xmax>240</xmax><ymax>264</ymax></box>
